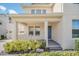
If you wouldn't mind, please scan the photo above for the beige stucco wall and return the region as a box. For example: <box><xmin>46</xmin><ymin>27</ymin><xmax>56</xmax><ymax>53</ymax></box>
<box><xmin>53</xmin><ymin>3</ymin><xmax>63</xmax><ymax>13</ymax></box>
<box><xmin>52</xmin><ymin>21</ymin><xmax>63</xmax><ymax>47</ymax></box>
<box><xmin>61</xmin><ymin>3</ymin><xmax>79</xmax><ymax>49</ymax></box>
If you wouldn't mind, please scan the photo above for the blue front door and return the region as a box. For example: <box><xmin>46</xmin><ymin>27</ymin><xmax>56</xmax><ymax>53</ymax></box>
<box><xmin>48</xmin><ymin>26</ymin><xmax>52</xmax><ymax>40</ymax></box>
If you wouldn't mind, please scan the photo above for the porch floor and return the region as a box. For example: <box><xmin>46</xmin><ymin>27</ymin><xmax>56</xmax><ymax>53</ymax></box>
<box><xmin>48</xmin><ymin>40</ymin><xmax>62</xmax><ymax>50</ymax></box>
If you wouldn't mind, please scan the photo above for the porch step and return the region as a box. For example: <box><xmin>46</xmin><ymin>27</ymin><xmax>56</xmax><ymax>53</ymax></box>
<box><xmin>48</xmin><ymin>40</ymin><xmax>62</xmax><ymax>50</ymax></box>
<box><xmin>48</xmin><ymin>46</ymin><xmax>62</xmax><ymax>50</ymax></box>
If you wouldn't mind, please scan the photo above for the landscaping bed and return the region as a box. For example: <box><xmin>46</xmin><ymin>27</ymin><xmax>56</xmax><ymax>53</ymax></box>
<box><xmin>75</xmin><ymin>39</ymin><xmax>79</xmax><ymax>51</ymax></box>
<box><xmin>18</xmin><ymin>51</ymin><xmax>79</xmax><ymax>56</ymax></box>
<box><xmin>3</xmin><ymin>39</ymin><xmax>46</xmax><ymax>54</ymax></box>
<box><xmin>3</xmin><ymin>39</ymin><xmax>79</xmax><ymax>56</ymax></box>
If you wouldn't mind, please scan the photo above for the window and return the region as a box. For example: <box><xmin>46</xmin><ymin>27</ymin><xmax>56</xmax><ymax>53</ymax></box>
<box><xmin>26</xmin><ymin>10</ymin><xmax>29</xmax><ymax>14</ymax></box>
<box><xmin>18</xmin><ymin>31</ymin><xmax>25</xmax><ymax>34</ymax></box>
<box><xmin>20</xmin><ymin>31</ymin><xmax>24</xmax><ymax>33</ymax></box>
<box><xmin>72</xmin><ymin>20</ymin><xmax>79</xmax><ymax>38</ymax></box>
<box><xmin>42</xmin><ymin>10</ymin><xmax>46</xmax><ymax>14</ymax></box>
<box><xmin>72</xmin><ymin>20</ymin><xmax>79</xmax><ymax>29</ymax></box>
<box><xmin>9</xmin><ymin>31</ymin><xmax>12</xmax><ymax>33</ymax></box>
<box><xmin>9</xmin><ymin>17</ymin><xmax>12</xmax><ymax>23</ymax></box>
<box><xmin>36</xmin><ymin>10</ymin><xmax>41</xmax><ymax>14</ymax></box>
<box><xmin>29</xmin><ymin>26</ymin><xmax>34</xmax><ymax>35</ymax></box>
<box><xmin>74</xmin><ymin>3</ymin><xmax>79</xmax><ymax>4</ymax></box>
<box><xmin>0</xmin><ymin>22</ymin><xmax>2</xmax><ymax>25</ymax></box>
<box><xmin>72</xmin><ymin>29</ymin><xmax>79</xmax><ymax>38</ymax></box>
<box><xmin>31</xmin><ymin>10</ymin><xmax>35</xmax><ymax>14</ymax></box>
<box><xmin>29</xmin><ymin>26</ymin><xmax>40</xmax><ymax>36</ymax></box>
<box><xmin>31</xmin><ymin>9</ymin><xmax>46</xmax><ymax>14</ymax></box>
<box><xmin>35</xmin><ymin>26</ymin><xmax>40</xmax><ymax>35</ymax></box>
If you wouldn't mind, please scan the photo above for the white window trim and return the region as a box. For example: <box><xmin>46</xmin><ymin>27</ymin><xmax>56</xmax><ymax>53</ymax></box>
<box><xmin>28</xmin><ymin>25</ymin><xmax>40</xmax><ymax>36</ymax></box>
<box><xmin>42</xmin><ymin>10</ymin><xmax>47</xmax><ymax>14</ymax></box>
<box><xmin>36</xmin><ymin>9</ymin><xmax>41</xmax><ymax>14</ymax></box>
<box><xmin>35</xmin><ymin>26</ymin><xmax>40</xmax><ymax>36</ymax></box>
<box><xmin>31</xmin><ymin>9</ymin><xmax>47</xmax><ymax>14</ymax></box>
<box><xmin>29</xmin><ymin>26</ymin><xmax>34</xmax><ymax>36</ymax></box>
<box><xmin>72</xmin><ymin>20</ymin><xmax>79</xmax><ymax>38</ymax></box>
<box><xmin>31</xmin><ymin>9</ymin><xmax>35</xmax><ymax>14</ymax></box>
<box><xmin>72</xmin><ymin>20</ymin><xmax>79</xmax><ymax>29</ymax></box>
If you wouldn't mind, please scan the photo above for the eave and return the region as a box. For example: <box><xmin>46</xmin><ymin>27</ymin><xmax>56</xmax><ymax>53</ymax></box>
<box><xmin>10</xmin><ymin>13</ymin><xmax>63</xmax><ymax>18</ymax></box>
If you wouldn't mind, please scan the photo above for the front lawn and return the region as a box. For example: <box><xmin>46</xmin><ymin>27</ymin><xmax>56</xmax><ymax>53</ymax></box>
<box><xmin>18</xmin><ymin>51</ymin><xmax>79</xmax><ymax>56</ymax></box>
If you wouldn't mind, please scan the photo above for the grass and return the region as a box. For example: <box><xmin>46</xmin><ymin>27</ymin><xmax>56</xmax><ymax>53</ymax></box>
<box><xmin>18</xmin><ymin>51</ymin><xmax>79</xmax><ymax>56</ymax></box>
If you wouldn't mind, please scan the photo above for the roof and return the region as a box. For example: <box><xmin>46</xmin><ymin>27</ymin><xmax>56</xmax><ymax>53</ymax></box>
<box><xmin>22</xmin><ymin>3</ymin><xmax>54</xmax><ymax>9</ymax></box>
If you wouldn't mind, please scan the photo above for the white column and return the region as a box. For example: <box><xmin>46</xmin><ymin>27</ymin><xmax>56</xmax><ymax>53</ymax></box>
<box><xmin>44</xmin><ymin>20</ymin><xmax>48</xmax><ymax>47</ymax></box>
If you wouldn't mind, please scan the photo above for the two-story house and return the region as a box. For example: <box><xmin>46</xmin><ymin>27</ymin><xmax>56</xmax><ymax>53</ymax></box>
<box><xmin>8</xmin><ymin>3</ymin><xmax>79</xmax><ymax>50</ymax></box>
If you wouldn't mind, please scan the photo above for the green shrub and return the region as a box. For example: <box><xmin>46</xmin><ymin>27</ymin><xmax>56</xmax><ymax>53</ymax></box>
<box><xmin>4</xmin><ymin>39</ymin><xmax>46</xmax><ymax>53</ymax></box>
<box><xmin>75</xmin><ymin>39</ymin><xmax>79</xmax><ymax>51</ymax></box>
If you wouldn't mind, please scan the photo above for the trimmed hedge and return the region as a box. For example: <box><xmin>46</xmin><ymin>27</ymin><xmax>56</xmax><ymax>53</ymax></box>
<box><xmin>75</xmin><ymin>39</ymin><xmax>79</xmax><ymax>51</ymax></box>
<box><xmin>18</xmin><ymin>51</ymin><xmax>79</xmax><ymax>56</ymax></box>
<box><xmin>4</xmin><ymin>39</ymin><xmax>46</xmax><ymax>53</ymax></box>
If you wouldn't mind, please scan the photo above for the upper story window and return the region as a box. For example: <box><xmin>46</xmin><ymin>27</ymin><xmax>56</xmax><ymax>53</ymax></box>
<box><xmin>9</xmin><ymin>17</ymin><xmax>12</xmax><ymax>23</ymax></box>
<box><xmin>31</xmin><ymin>9</ymin><xmax>46</xmax><ymax>14</ymax></box>
<box><xmin>0</xmin><ymin>22</ymin><xmax>2</xmax><ymax>25</ymax></box>
<box><xmin>72</xmin><ymin>20</ymin><xmax>79</xmax><ymax>38</ymax></box>
<box><xmin>20</xmin><ymin>31</ymin><xmax>24</xmax><ymax>33</ymax></box>
<box><xmin>42</xmin><ymin>10</ymin><xmax>46</xmax><ymax>14</ymax></box>
<box><xmin>31</xmin><ymin>10</ymin><xmax>35</xmax><ymax>14</ymax></box>
<box><xmin>9</xmin><ymin>31</ymin><xmax>12</xmax><ymax>33</ymax></box>
<box><xmin>36</xmin><ymin>10</ymin><xmax>41</xmax><ymax>14</ymax></box>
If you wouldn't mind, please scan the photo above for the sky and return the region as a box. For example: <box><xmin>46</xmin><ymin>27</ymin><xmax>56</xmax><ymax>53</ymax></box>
<box><xmin>0</xmin><ymin>3</ymin><xmax>26</xmax><ymax>14</ymax></box>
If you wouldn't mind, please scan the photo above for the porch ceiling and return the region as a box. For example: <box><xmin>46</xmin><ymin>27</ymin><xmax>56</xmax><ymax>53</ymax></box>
<box><xmin>10</xmin><ymin>13</ymin><xmax>63</xmax><ymax>23</ymax></box>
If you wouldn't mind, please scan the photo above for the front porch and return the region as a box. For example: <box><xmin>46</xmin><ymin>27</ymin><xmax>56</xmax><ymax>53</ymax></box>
<box><xmin>14</xmin><ymin>21</ymin><xmax>62</xmax><ymax>50</ymax></box>
<box><xmin>10</xmin><ymin>14</ymin><xmax>63</xmax><ymax>50</ymax></box>
<box><xmin>48</xmin><ymin>40</ymin><xmax>62</xmax><ymax>50</ymax></box>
